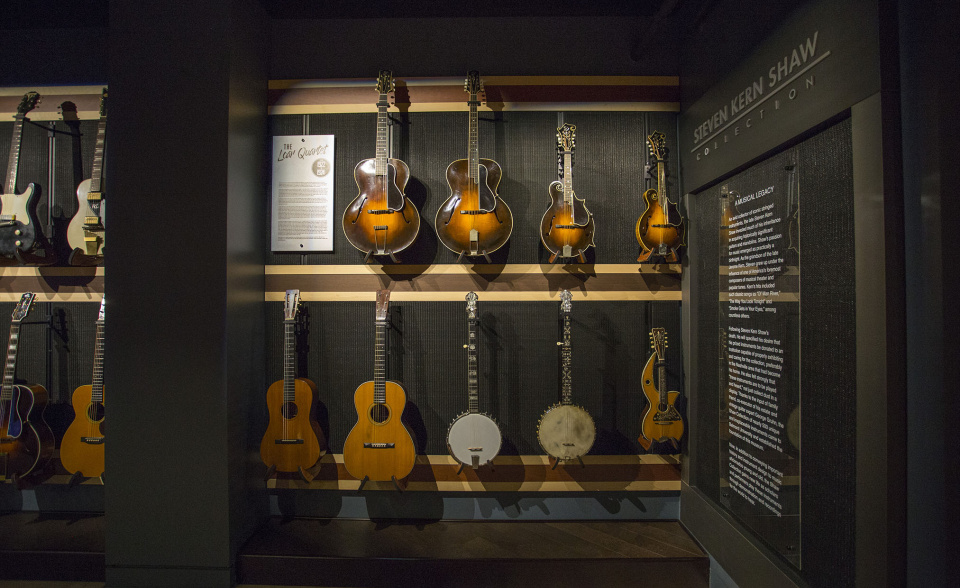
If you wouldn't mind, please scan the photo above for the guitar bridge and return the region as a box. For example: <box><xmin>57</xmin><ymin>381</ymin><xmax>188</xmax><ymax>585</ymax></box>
<box><xmin>275</xmin><ymin>439</ymin><xmax>304</xmax><ymax>445</ymax></box>
<box><xmin>363</xmin><ymin>442</ymin><xmax>395</xmax><ymax>448</ymax></box>
<box><xmin>81</xmin><ymin>437</ymin><xmax>105</xmax><ymax>445</ymax></box>
<box><xmin>467</xmin><ymin>447</ymin><xmax>483</xmax><ymax>452</ymax></box>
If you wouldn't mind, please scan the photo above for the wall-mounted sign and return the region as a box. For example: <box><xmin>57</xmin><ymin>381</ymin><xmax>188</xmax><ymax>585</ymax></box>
<box><xmin>271</xmin><ymin>134</ymin><xmax>335</xmax><ymax>252</ymax></box>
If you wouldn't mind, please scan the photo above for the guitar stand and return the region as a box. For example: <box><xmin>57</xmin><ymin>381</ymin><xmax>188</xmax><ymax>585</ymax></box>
<box><xmin>551</xmin><ymin>458</ymin><xmax>561</xmax><ymax>470</ymax></box>
<box><xmin>68</xmin><ymin>471</ymin><xmax>85</xmax><ymax>488</ymax></box>
<box><xmin>68</xmin><ymin>247</ymin><xmax>103</xmax><ymax>267</ymax></box>
<box><xmin>391</xmin><ymin>476</ymin><xmax>403</xmax><ymax>492</ymax></box>
<box><xmin>99</xmin><ymin>474</ymin><xmax>104</xmax><ymax>485</ymax></box>
<box><xmin>263</xmin><ymin>464</ymin><xmax>277</xmax><ymax>483</ymax></box>
<box><xmin>363</xmin><ymin>250</ymin><xmax>400</xmax><ymax>264</ymax></box>
<box><xmin>455</xmin><ymin>250</ymin><xmax>493</xmax><ymax>264</ymax></box>
<box><xmin>297</xmin><ymin>466</ymin><xmax>313</xmax><ymax>483</ymax></box>
<box><xmin>456</xmin><ymin>463</ymin><xmax>466</xmax><ymax>476</ymax></box>
<box><xmin>577</xmin><ymin>456</ymin><xmax>586</xmax><ymax>468</ymax></box>
<box><xmin>547</xmin><ymin>250</ymin><xmax>587</xmax><ymax>264</ymax></box>
<box><xmin>357</xmin><ymin>475</ymin><xmax>370</xmax><ymax>493</ymax></box>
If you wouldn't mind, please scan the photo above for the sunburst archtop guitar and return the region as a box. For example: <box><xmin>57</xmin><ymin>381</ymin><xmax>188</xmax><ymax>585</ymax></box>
<box><xmin>540</xmin><ymin>123</ymin><xmax>595</xmax><ymax>264</ymax></box>
<box><xmin>638</xmin><ymin>327</ymin><xmax>684</xmax><ymax>452</ymax></box>
<box><xmin>60</xmin><ymin>296</ymin><xmax>106</xmax><ymax>479</ymax></box>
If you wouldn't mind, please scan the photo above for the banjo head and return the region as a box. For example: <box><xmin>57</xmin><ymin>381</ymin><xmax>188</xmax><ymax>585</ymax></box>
<box><xmin>446</xmin><ymin>412</ymin><xmax>502</xmax><ymax>468</ymax></box>
<box><xmin>537</xmin><ymin>404</ymin><xmax>596</xmax><ymax>460</ymax></box>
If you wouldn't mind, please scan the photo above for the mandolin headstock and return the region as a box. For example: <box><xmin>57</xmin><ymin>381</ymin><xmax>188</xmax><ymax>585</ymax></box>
<box><xmin>557</xmin><ymin>123</ymin><xmax>576</xmax><ymax>153</ymax></box>
<box><xmin>10</xmin><ymin>292</ymin><xmax>36</xmax><ymax>323</ymax></box>
<box><xmin>647</xmin><ymin>130</ymin><xmax>667</xmax><ymax>162</ymax></box>
<box><xmin>650</xmin><ymin>327</ymin><xmax>667</xmax><ymax>360</ymax></box>
<box><xmin>375</xmin><ymin>289</ymin><xmax>391</xmax><ymax>321</ymax></box>
<box><xmin>466</xmin><ymin>291</ymin><xmax>478</xmax><ymax>320</ymax></box>
<box><xmin>97</xmin><ymin>295</ymin><xmax>106</xmax><ymax>322</ymax></box>
<box><xmin>464</xmin><ymin>71</ymin><xmax>483</xmax><ymax>99</ymax></box>
<box><xmin>283</xmin><ymin>289</ymin><xmax>301</xmax><ymax>320</ymax></box>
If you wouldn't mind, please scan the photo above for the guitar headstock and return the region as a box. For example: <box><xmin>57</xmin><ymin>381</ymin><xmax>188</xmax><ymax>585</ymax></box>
<box><xmin>375</xmin><ymin>289</ymin><xmax>391</xmax><ymax>321</ymax></box>
<box><xmin>283</xmin><ymin>289</ymin><xmax>301</xmax><ymax>320</ymax></box>
<box><xmin>97</xmin><ymin>295</ymin><xmax>106</xmax><ymax>322</ymax></box>
<box><xmin>560</xmin><ymin>289</ymin><xmax>572</xmax><ymax>313</ymax></box>
<box><xmin>647</xmin><ymin>130</ymin><xmax>667</xmax><ymax>162</ymax></box>
<box><xmin>376</xmin><ymin>70</ymin><xmax>395</xmax><ymax>95</ymax></box>
<box><xmin>557</xmin><ymin>123</ymin><xmax>576</xmax><ymax>153</ymax></box>
<box><xmin>16</xmin><ymin>92</ymin><xmax>41</xmax><ymax>117</ymax></box>
<box><xmin>465</xmin><ymin>291</ymin><xmax>478</xmax><ymax>320</ymax></box>
<box><xmin>11</xmin><ymin>292</ymin><xmax>36</xmax><ymax>323</ymax></box>
<box><xmin>99</xmin><ymin>87</ymin><xmax>108</xmax><ymax>117</ymax></box>
<box><xmin>650</xmin><ymin>327</ymin><xmax>667</xmax><ymax>359</ymax></box>
<box><xmin>464</xmin><ymin>71</ymin><xmax>483</xmax><ymax>97</ymax></box>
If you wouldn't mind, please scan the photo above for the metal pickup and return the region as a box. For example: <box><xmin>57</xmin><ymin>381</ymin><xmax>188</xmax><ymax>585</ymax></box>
<box><xmin>86</xmin><ymin>192</ymin><xmax>103</xmax><ymax>202</ymax></box>
<box><xmin>81</xmin><ymin>437</ymin><xmax>105</xmax><ymax>444</ymax></box>
<box><xmin>362</xmin><ymin>443</ymin><xmax>395</xmax><ymax>448</ymax></box>
<box><xmin>275</xmin><ymin>439</ymin><xmax>304</xmax><ymax>445</ymax></box>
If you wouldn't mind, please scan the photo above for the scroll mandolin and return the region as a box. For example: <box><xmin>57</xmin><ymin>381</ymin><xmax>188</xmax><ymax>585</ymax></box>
<box><xmin>0</xmin><ymin>293</ymin><xmax>54</xmax><ymax>482</ymax></box>
<box><xmin>342</xmin><ymin>71</ymin><xmax>420</xmax><ymax>261</ymax></box>
<box><xmin>0</xmin><ymin>92</ymin><xmax>44</xmax><ymax>258</ymax></box>
<box><xmin>260</xmin><ymin>289</ymin><xmax>326</xmax><ymax>474</ymax></box>
<box><xmin>638</xmin><ymin>327</ymin><xmax>684</xmax><ymax>452</ymax></box>
<box><xmin>635</xmin><ymin>130</ymin><xmax>684</xmax><ymax>263</ymax></box>
<box><xmin>67</xmin><ymin>88</ymin><xmax>107</xmax><ymax>260</ymax></box>
<box><xmin>540</xmin><ymin>123</ymin><xmax>595</xmax><ymax>263</ymax></box>
<box><xmin>435</xmin><ymin>71</ymin><xmax>513</xmax><ymax>261</ymax></box>
<box><xmin>343</xmin><ymin>290</ymin><xmax>416</xmax><ymax>483</ymax></box>
<box><xmin>60</xmin><ymin>296</ymin><xmax>106</xmax><ymax>479</ymax></box>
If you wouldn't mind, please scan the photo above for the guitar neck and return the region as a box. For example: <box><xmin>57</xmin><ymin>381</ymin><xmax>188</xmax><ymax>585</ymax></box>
<box><xmin>657</xmin><ymin>351</ymin><xmax>667</xmax><ymax>407</ymax></box>
<box><xmin>91</xmin><ymin>318</ymin><xmax>105</xmax><ymax>402</ymax></box>
<box><xmin>560</xmin><ymin>312</ymin><xmax>573</xmax><ymax>405</ymax></box>
<box><xmin>1</xmin><ymin>323</ymin><xmax>21</xmax><ymax>401</ymax></box>
<box><xmin>5</xmin><ymin>115</ymin><xmax>25</xmax><ymax>195</ymax></box>
<box><xmin>374</xmin><ymin>318</ymin><xmax>387</xmax><ymax>404</ymax></box>
<box><xmin>468</xmin><ymin>93</ymin><xmax>479</xmax><ymax>184</ymax></box>
<box><xmin>466</xmin><ymin>316</ymin><xmax>479</xmax><ymax>413</ymax></box>
<box><xmin>562</xmin><ymin>151</ymin><xmax>574</xmax><ymax>206</ymax></box>
<box><xmin>282</xmin><ymin>318</ymin><xmax>296</xmax><ymax>402</ymax></box>
<box><xmin>657</xmin><ymin>158</ymin><xmax>669</xmax><ymax>222</ymax></box>
<box><xmin>90</xmin><ymin>116</ymin><xmax>107</xmax><ymax>193</ymax></box>
<box><xmin>375</xmin><ymin>94</ymin><xmax>390</xmax><ymax>176</ymax></box>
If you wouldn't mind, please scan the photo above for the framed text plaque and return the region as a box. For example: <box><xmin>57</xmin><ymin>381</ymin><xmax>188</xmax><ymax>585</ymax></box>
<box><xmin>271</xmin><ymin>134</ymin><xmax>335</xmax><ymax>252</ymax></box>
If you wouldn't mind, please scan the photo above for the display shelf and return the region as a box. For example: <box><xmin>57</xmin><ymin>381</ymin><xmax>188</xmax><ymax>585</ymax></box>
<box><xmin>0</xmin><ymin>267</ymin><xmax>103</xmax><ymax>301</ymax></box>
<box><xmin>0</xmin><ymin>85</ymin><xmax>105</xmax><ymax>121</ymax></box>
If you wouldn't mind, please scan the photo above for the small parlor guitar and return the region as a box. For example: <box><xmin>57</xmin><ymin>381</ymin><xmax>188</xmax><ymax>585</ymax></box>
<box><xmin>67</xmin><ymin>88</ymin><xmax>107</xmax><ymax>259</ymax></box>
<box><xmin>638</xmin><ymin>327</ymin><xmax>684</xmax><ymax>452</ymax></box>
<box><xmin>343</xmin><ymin>290</ymin><xmax>416</xmax><ymax>483</ymax></box>
<box><xmin>260</xmin><ymin>289</ymin><xmax>326</xmax><ymax>475</ymax></box>
<box><xmin>0</xmin><ymin>92</ymin><xmax>44</xmax><ymax>258</ymax></box>
<box><xmin>537</xmin><ymin>290</ymin><xmax>596</xmax><ymax>463</ymax></box>
<box><xmin>342</xmin><ymin>71</ymin><xmax>420</xmax><ymax>261</ymax></box>
<box><xmin>446</xmin><ymin>292</ymin><xmax>501</xmax><ymax>470</ymax></box>
<box><xmin>540</xmin><ymin>123</ymin><xmax>595</xmax><ymax>263</ymax></box>
<box><xmin>435</xmin><ymin>71</ymin><xmax>513</xmax><ymax>261</ymax></box>
<box><xmin>60</xmin><ymin>296</ymin><xmax>106</xmax><ymax>479</ymax></box>
<box><xmin>635</xmin><ymin>130</ymin><xmax>684</xmax><ymax>263</ymax></box>
<box><xmin>0</xmin><ymin>293</ymin><xmax>54</xmax><ymax>482</ymax></box>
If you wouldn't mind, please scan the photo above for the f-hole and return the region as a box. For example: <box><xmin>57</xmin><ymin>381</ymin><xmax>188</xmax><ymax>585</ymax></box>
<box><xmin>369</xmin><ymin>404</ymin><xmax>391</xmax><ymax>424</ymax></box>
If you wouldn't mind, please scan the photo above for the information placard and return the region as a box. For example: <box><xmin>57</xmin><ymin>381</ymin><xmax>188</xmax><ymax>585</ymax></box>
<box><xmin>271</xmin><ymin>135</ymin><xmax>335</xmax><ymax>252</ymax></box>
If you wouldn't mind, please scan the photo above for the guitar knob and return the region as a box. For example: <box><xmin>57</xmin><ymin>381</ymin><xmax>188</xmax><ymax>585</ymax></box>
<box><xmin>14</xmin><ymin>240</ymin><xmax>21</xmax><ymax>247</ymax></box>
<box><xmin>463</xmin><ymin>344</ymin><xmax>468</xmax><ymax>349</ymax></box>
<box><xmin>14</xmin><ymin>230</ymin><xmax>21</xmax><ymax>235</ymax></box>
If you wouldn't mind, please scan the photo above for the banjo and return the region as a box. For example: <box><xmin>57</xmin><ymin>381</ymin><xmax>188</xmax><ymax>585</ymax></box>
<box><xmin>446</xmin><ymin>292</ymin><xmax>502</xmax><ymax>469</ymax></box>
<box><xmin>537</xmin><ymin>289</ymin><xmax>596</xmax><ymax>462</ymax></box>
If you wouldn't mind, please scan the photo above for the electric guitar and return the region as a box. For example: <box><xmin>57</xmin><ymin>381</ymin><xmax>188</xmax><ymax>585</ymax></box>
<box><xmin>638</xmin><ymin>327</ymin><xmax>684</xmax><ymax>452</ymax></box>
<box><xmin>537</xmin><ymin>290</ymin><xmax>596</xmax><ymax>462</ymax></box>
<box><xmin>342</xmin><ymin>71</ymin><xmax>420</xmax><ymax>260</ymax></box>
<box><xmin>0</xmin><ymin>92</ymin><xmax>44</xmax><ymax>257</ymax></box>
<box><xmin>60</xmin><ymin>296</ymin><xmax>106</xmax><ymax>478</ymax></box>
<box><xmin>67</xmin><ymin>87</ymin><xmax>107</xmax><ymax>259</ymax></box>
<box><xmin>446</xmin><ymin>292</ymin><xmax>501</xmax><ymax>469</ymax></box>
<box><xmin>0</xmin><ymin>293</ymin><xmax>54</xmax><ymax>481</ymax></box>
<box><xmin>260</xmin><ymin>289</ymin><xmax>326</xmax><ymax>474</ymax></box>
<box><xmin>435</xmin><ymin>71</ymin><xmax>513</xmax><ymax>260</ymax></box>
<box><xmin>342</xmin><ymin>290</ymin><xmax>416</xmax><ymax>482</ymax></box>
<box><xmin>635</xmin><ymin>130</ymin><xmax>684</xmax><ymax>263</ymax></box>
<box><xmin>540</xmin><ymin>123</ymin><xmax>595</xmax><ymax>263</ymax></box>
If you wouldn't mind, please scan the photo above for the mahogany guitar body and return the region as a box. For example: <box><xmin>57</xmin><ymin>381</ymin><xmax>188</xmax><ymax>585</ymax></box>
<box><xmin>540</xmin><ymin>181</ymin><xmax>595</xmax><ymax>259</ymax></box>
<box><xmin>343</xmin><ymin>380</ymin><xmax>416</xmax><ymax>481</ymax></box>
<box><xmin>0</xmin><ymin>384</ymin><xmax>54</xmax><ymax>479</ymax></box>
<box><xmin>436</xmin><ymin>159</ymin><xmax>513</xmax><ymax>256</ymax></box>
<box><xmin>260</xmin><ymin>377</ymin><xmax>326</xmax><ymax>473</ymax></box>
<box><xmin>638</xmin><ymin>351</ymin><xmax>684</xmax><ymax>451</ymax></box>
<box><xmin>635</xmin><ymin>188</ymin><xmax>684</xmax><ymax>260</ymax></box>
<box><xmin>60</xmin><ymin>384</ymin><xmax>105</xmax><ymax>477</ymax></box>
<box><xmin>343</xmin><ymin>158</ymin><xmax>420</xmax><ymax>256</ymax></box>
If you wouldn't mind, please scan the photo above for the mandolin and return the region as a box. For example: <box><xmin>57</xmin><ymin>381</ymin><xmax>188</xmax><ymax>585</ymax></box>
<box><xmin>435</xmin><ymin>71</ymin><xmax>513</xmax><ymax>261</ymax></box>
<box><xmin>0</xmin><ymin>293</ymin><xmax>54</xmax><ymax>481</ymax></box>
<box><xmin>446</xmin><ymin>292</ymin><xmax>501</xmax><ymax>470</ymax></box>
<box><xmin>540</xmin><ymin>123</ymin><xmax>595</xmax><ymax>263</ymax></box>
<box><xmin>60</xmin><ymin>296</ymin><xmax>106</xmax><ymax>479</ymax></box>
<box><xmin>343</xmin><ymin>290</ymin><xmax>416</xmax><ymax>482</ymax></box>
<box><xmin>67</xmin><ymin>88</ymin><xmax>107</xmax><ymax>260</ymax></box>
<box><xmin>638</xmin><ymin>327</ymin><xmax>684</xmax><ymax>452</ymax></box>
<box><xmin>537</xmin><ymin>290</ymin><xmax>596</xmax><ymax>462</ymax></box>
<box><xmin>260</xmin><ymin>289</ymin><xmax>326</xmax><ymax>474</ymax></box>
<box><xmin>635</xmin><ymin>130</ymin><xmax>684</xmax><ymax>263</ymax></box>
<box><xmin>0</xmin><ymin>92</ymin><xmax>44</xmax><ymax>258</ymax></box>
<box><xmin>342</xmin><ymin>71</ymin><xmax>420</xmax><ymax>261</ymax></box>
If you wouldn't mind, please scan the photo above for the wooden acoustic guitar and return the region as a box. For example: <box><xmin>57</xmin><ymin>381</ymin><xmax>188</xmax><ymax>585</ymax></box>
<box><xmin>60</xmin><ymin>296</ymin><xmax>106</xmax><ymax>479</ymax></box>
<box><xmin>342</xmin><ymin>71</ymin><xmax>420</xmax><ymax>261</ymax></box>
<box><xmin>260</xmin><ymin>289</ymin><xmax>326</xmax><ymax>475</ymax></box>
<box><xmin>638</xmin><ymin>327</ymin><xmax>684</xmax><ymax>452</ymax></box>
<box><xmin>635</xmin><ymin>130</ymin><xmax>684</xmax><ymax>263</ymax></box>
<box><xmin>0</xmin><ymin>292</ymin><xmax>54</xmax><ymax>482</ymax></box>
<box><xmin>537</xmin><ymin>290</ymin><xmax>596</xmax><ymax>463</ymax></box>
<box><xmin>343</xmin><ymin>290</ymin><xmax>416</xmax><ymax>483</ymax></box>
<box><xmin>67</xmin><ymin>87</ymin><xmax>107</xmax><ymax>260</ymax></box>
<box><xmin>540</xmin><ymin>123</ymin><xmax>595</xmax><ymax>263</ymax></box>
<box><xmin>435</xmin><ymin>71</ymin><xmax>513</xmax><ymax>261</ymax></box>
<box><xmin>446</xmin><ymin>292</ymin><xmax>501</xmax><ymax>470</ymax></box>
<box><xmin>0</xmin><ymin>92</ymin><xmax>45</xmax><ymax>258</ymax></box>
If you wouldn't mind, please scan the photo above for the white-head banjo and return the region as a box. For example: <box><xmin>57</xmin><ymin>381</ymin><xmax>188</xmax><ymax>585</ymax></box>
<box><xmin>537</xmin><ymin>289</ymin><xmax>596</xmax><ymax>461</ymax></box>
<box><xmin>446</xmin><ymin>292</ymin><xmax>502</xmax><ymax>469</ymax></box>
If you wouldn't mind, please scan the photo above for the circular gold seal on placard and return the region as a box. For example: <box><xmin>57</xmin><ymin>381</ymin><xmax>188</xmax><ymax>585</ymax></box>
<box><xmin>312</xmin><ymin>158</ymin><xmax>331</xmax><ymax>177</ymax></box>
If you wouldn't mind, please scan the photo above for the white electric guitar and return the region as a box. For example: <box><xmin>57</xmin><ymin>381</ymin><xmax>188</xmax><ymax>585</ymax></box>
<box><xmin>0</xmin><ymin>92</ymin><xmax>43</xmax><ymax>257</ymax></box>
<box><xmin>67</xmin><ymin>87</ymin><xmax>107</xmax><ymax>259</ymax></box>
<box><xmin>446</xmin><ymin>292</ymin><xmax>502</xmax><ymax>469</ymax></box>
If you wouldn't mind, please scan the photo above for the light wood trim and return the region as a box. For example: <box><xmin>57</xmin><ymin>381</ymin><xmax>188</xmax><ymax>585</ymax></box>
<box><xmin>266</xmin><ymin>263</ymin><xmax>680</xmax><ymax>275</ymax></box>
<box><xmin>267</xmin><ymin>291</ymin><xmax>682</xmax><ymax>302</ymax></box>
<box><xmin>269</xmin><ymin>102</ymin><xmax>680</xmax><ymax>115</ymax></box>
<box><xmin>268</xmin><ymin>76</ymin><xmax>679</xmax><ymax>90</ymax></box>
<box><xmin>0</xmin><ymin>267</ymin><xmax>105</xmax><ymax>277</ymax></box>
<box><xmin>0</xmin><ymin>85</ymin><xmax>106</xmax><ymax>121</ymax></box>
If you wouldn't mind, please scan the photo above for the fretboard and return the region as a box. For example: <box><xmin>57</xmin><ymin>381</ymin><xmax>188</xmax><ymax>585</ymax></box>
<box><xmin>1</xmin><ymin>324</ymin><xmax>21</xmax><ymax>401</ymax></box>
<box><xmin>90</xmin><ymin>116</ymin><xmax>107</xmax><ymax>193</ymax></box>
<box><xmin>467</xmin><ymin>94</ymin><xmax>479</xmax><ymax>184</ymax></box>
<box><xmin>657</xmin><ymin>159</ymin><xmax>668</xmax><ymax>222</ymax></box>
<box><xmin>657</xmin><ymin>354</ymin><xmax>667</xmax><ymax>408</ymax></box>
<box><xmin>374</xmin><ymin>319</ymin><xmax>387</xmax><ymax>404</ymax></box>
<box><xmin>282</xmin><ymin>319</ymin><xmax>296</xmax><ymax>402</ymax></box>
<box><xmin>562</xmin><ymin>151</ymin><xmax>574</xmax><ymax>207</ymax></box>
<box><xmin>466</xmin><ymin>317</ymin><xmax>479</xmax><ymax>413</ymax></box>
<box><xmin>560</xmin><ymin>313</ymin><xmax>572</xmax><ymax>404</ymax></box>
<box><xmin>4</xmin><ymin>115</ymin><xmax>25</xmax><ymax>195</ymax></box>
<box><xmin>374</xmin><ymin>94</ymin><xmax>389</xmax><ymax>176</ymax></box>
<box><xmin>91</xmin><ymin>318</ymin><xmax>105</xmax><ymax>403</ymax></box>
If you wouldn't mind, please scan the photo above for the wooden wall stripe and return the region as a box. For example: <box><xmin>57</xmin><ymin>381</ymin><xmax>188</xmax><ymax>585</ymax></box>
<box><xmin>0</xmin><ymin>267</ymin><xmax>104</xmax><ymax>301</ymax></box>
<box><xmin>0</xmin><ymin>85</ymin><xmax>105</xmax><ymax>121</ymax></box>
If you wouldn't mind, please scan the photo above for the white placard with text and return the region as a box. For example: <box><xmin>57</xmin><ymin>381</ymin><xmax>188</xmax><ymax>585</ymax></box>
<box><xmin>271</xmin><ymin>135</ymin><xmax>335</xmax><ymax>252</ymax></box>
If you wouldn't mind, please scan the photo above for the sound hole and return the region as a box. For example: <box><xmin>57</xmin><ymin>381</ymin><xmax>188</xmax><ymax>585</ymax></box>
<box><xmin>281</xmin><ymin>402</ymin><xmax>298</xmax><ymax>419</ymax></box>
<box><xmin>369</xmin><ymin>404</ymin><xmax>391</xmax><ymax>424</ymax></box>
<box><xmin>86</xmin><ymin>403</ymin><xmax>105</xmax><ymax>423</ymax></box>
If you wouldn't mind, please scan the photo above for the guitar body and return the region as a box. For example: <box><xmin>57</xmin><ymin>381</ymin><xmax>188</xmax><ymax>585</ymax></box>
<box><xmin>0</xmin><ymin>384</ymin><xmax>54</xmax><ymax>479</ymax></box>
<box><xmin>343</xmin><ymin>380</ymin><xmax>416</xmax><ymax>481</ymax></box>
<box><xmin>447</xmin><ymin>412</ymin><xmax>501</xmax><ymax>468</ymax></box>
<box><xmin>540</xmin><ymin>181</ymin><xmax>595</xmax><ymax>259</ymax></box>
<box><xmin>60</xmin><ymin>384</ymin><xmax>105</xmax><ymax>477</ymax></box>
<box><xmin>66</xmin><ymin>178</ymin><xmax>105</xmax><ymax>256</ymax></box>
<box><xmin>0</xmin><ymin>184</ymin><xmax>42</xmax><ymax>256</ymax></box>
<box><xmin>436</xmin><ymin>159</ymin><xmax>513</xmax><ymax>256</ymax></box>
<box><xmin>260</xmin><ymin>377</ymin><xmax>326</xmax><ymax>473</ymax></box>
<box><xmin>343</xmin><ymin>158</ymin><xmax>420</xmax><ymax>255</ymax></box>
<box><xmin>635</xmin><ymin>188</ymin><xmax>683</xmax><ymax>260</ymax></box>
<box><xmin>638</xmin><ymin>351</ymin><xmax>684</xmax><ymax>451</ymax></box>
<box><xmin>537</xmin><ymin>404</ymin><xmax>596</xmax><ymax>461</ymax></box>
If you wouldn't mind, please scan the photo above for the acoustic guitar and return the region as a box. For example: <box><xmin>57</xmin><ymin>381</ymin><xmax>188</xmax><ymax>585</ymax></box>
<box><xmin>540</xmin><ymin>123</ymin><xmax>595</xmax><ymax>263</ymax></box>
<box><xmin>342</xmin><ymin>71</ymin><xmax>420</xmax><ymax>261</ymax></box>
<box><xmin>60</xmin><ymin>296</ymin><xmax>106</xmax><ymax>479</ymax></box>
<box><xmin>67</xmin><ymin>88</ymin><xmax>107</xmax><ymax>259</ymax></box>
<box><xmin>638</xmin><ymin>327</ymin><xmax>684</xmax><ymax>452</ymax></box>
<box><xmin>260</xmin><ymin>289</ymin><xmax>326</xmax><ymax>474</ymax></box>
<box><xmin>635</xmin><ymin>130</ymin><xmax>684</xmax><ymax>263</ymax></box>
<box><xmin>343</xmin><ymin>290</ymin><xmax>416</xmax><ymax>482</ymax></box>
<box><xmin>0</xmin><ymin>292</ymin><xmax>54</xmax><ymax>482</ymax></box>
<box><xmin>435</xmin><ymin>71</ymin><xmax>513</xmax><ymax>261</ymax></box>
<box><xmin>0</xmin><ymin>92</ymin><xmax>44</xmax><ymax>258</ymax></box>
<box><xmin>537</xmin><ymin>290</ymin><xmax>596</xmax><ymax>462</ymax></box>
<box><xmin>446</xmin><ymin>292</ymin><xmax>501</xmax><ymax>469</ymax></box>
